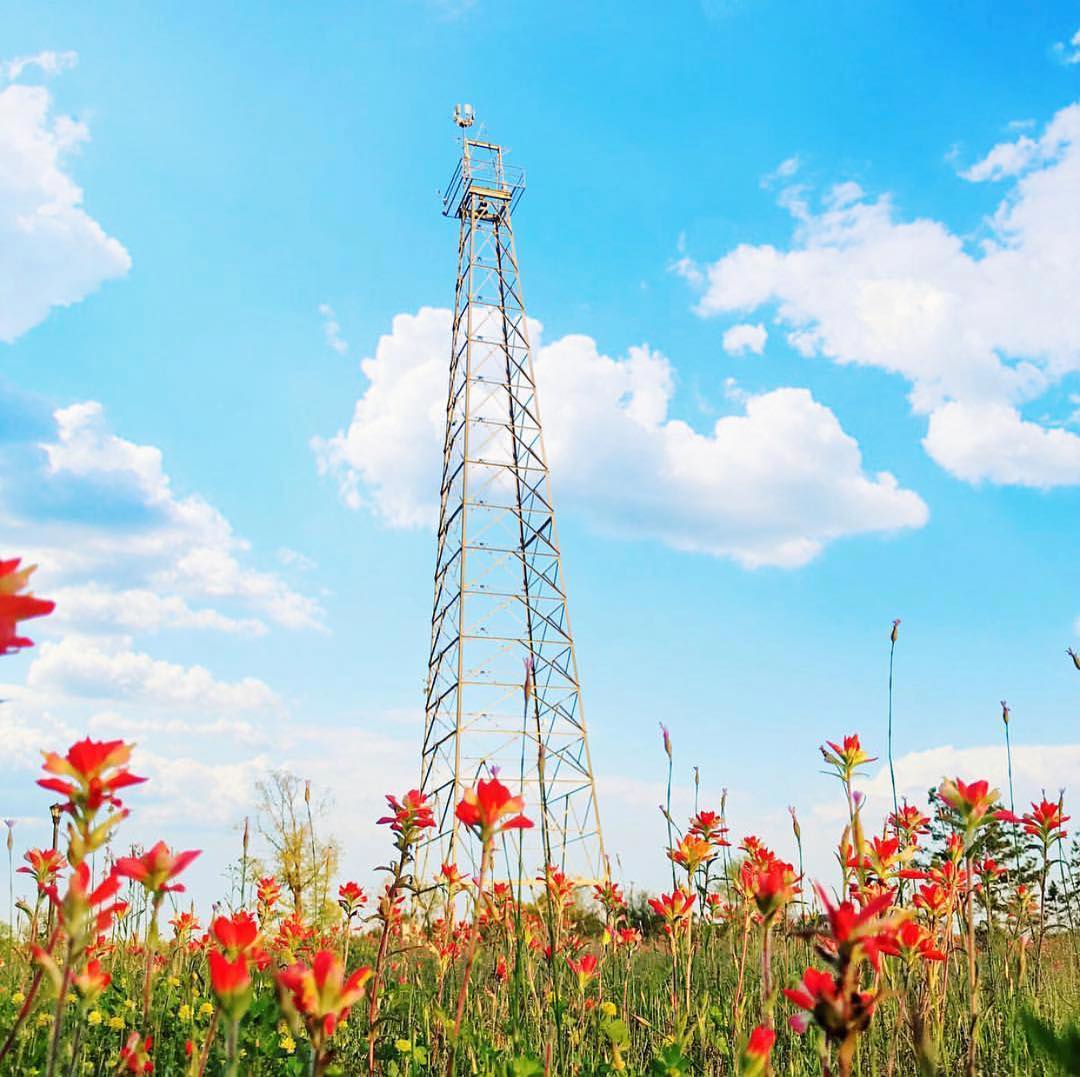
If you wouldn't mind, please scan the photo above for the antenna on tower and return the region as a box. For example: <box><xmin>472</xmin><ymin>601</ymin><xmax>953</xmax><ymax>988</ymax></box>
<box><xmin>453</xmin><ymin>103</ymin><xmax>475</xmax><ymax>129</ymax></box>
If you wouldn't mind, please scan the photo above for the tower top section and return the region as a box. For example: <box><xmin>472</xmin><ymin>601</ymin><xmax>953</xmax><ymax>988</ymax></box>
<box><xmin>441</xmin><ymin>109</ymin><xmax>525</xmax><ymax>220</ymax></box>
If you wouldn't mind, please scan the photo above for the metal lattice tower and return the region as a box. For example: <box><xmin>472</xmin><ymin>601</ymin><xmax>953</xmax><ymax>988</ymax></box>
<box><xmin>417</xmin><ymin>111</ymin><xmax>606</xmax><ymax>887</ymax></box>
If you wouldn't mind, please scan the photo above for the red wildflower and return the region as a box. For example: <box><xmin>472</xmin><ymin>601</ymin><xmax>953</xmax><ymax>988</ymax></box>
<box><xmin>208</xmin><ymin>950</ymin><xmax>252</xmax><ymax>1019</ymax></box>
<box><xmin>337</xmin><ymin>881</ymin><xmax>366</xmax><ymax>915</ymax></box>
<box><xmin>114</xmin><ymin>841</ymin><xmax>200</xmax><ymax>895</ymax></box>
<box><xmin>277</xmin><ymin>951</ymin><xmax>373</xmax><ymax>1042</ymax></box>
<box><xmin>1021</xmin><ymin>799</ymin><xmax>1070</xmax><ymax>844</ymax></box>
<box><xmin>889</xmin><ymin>801</ymin><xmax>930</xmax><ymax>838</ymax></box>
<box><xmin>118</xmin><ymin>1032</ymin><xmax>153</xmax><ymax>1074</ymax></box>
<box><xmin>377</xmin><ymin>789</ymin><xmax>435</xmax><ymax>835</ymax></box>
<box><xmin>439</xmin><ymin>861</ymin><xmax>466</xmax><ymax>888</ymax></box>
<box><xmin>881</xmin><ymin>920</ymin><xmax>946</xmax><ymax>964</ymax></box>
<box><xmin>18</xmin><ymin>847</ymin><xmax>66</xmax><ymax>890</ymax></box>
<box><xmin>667</xmin><ymin>833</ymin><xmax>717</xmax><ymax>876</ymax></box>
<box><xmin>689</xmin><ymin>809</ymin><xmax>730</xmax><ymax>845</ymax></box>
<box><xmin>0</xmin><ymin>558</ymin><xmax>54</xmax><ymax>655</ymax></box>
<box><xmin>73</xmin><ymin>958</ymin><xmax>111</xmax><ymax>1001</ymax></box>
<box><xmin>211</xmin><ymin>911</ymin><xmax>263</xmax><ymax>959</ymax></box>
<box><xmin>566</xmin><ymin>952</ymin><xmax>599</xmax><ymax>991</ymax></box>
<box><xmin>648</xmin><ymin>889</ymin><xmax>695</xmax><ymax>936</ymax></box>
<box><xmin>455</xmin><ymin>777</ymin><xmax>533</xmax><ymax>840</ymax></box>
<box><xmin>38</xmin><ymin>738</ymin><xmax>146</xmax><ymax>814</ymax></box>
<box><xmin>820</xmin><ymin>734</ymin><xmax>876</xmax><ymax>780</ymax></box>
<box><xmin>750</xmin><ymin>858</ymin><xmax>799</xmax><ymax>919</ymax></box>
<box><xmin>741</xmin><ymin>1025</ymin><xmax>776</xmax><ymax>1074</ymax></box>
<box><xmin>169</xmin><ymin>911</ymin><xmax>200</xmax><ymax>938</ymax></box>
<box><xmin>938</xmin><ymin>777</ymin><xmax>1001</xmax><ymax>829</ymax></box>
<box><xmin>913</xmin><ymin>882</ymin><xmax>949</xmax><ymax>918</ymax></box>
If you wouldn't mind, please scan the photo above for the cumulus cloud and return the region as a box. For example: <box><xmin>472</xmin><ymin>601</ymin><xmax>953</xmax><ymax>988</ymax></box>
<box><xmin>923</xmin><ymin>400</ymin><xmax>1080</xmax><ymax>486</ymax></box>
<box><xmin>314</xmin><ymin>307</ymin><xmax>927</xmax><ymax>567</ymax></box>
<box><xmin>27</xmin><ymin>636</ymin><xmax>280</xmax><ymax>712</ymax></box>
<box><xmin>0</xmin><ymin>69</ymin><xmax>130</xmax><ymax>341</ymax></box>
<box><xmin>722</xmin><ymin>322</ymin><xmax>767</xmax><ymax>355</ymax></box>
<box><xmin>50</xmin><ymin>585</ymin><xmax>267</xmax><ymax>635</ymax></box>
<box><xmin>8</xmin><ymin>400</ymin><xmax>324</xmax><ymax>632</ymax></box>
<box><xmin>679</xmin><ymin>103</ymin><xmax>1080</xmax><ymax>487</ymax></box>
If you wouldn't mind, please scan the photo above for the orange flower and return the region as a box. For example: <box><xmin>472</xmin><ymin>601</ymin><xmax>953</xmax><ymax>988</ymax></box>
<box><xmin>114</xmin><ymin>841</ymin><xmax>200</xmax><ymax>896</ymax></box>
<box><xmin>750</xmin><ymin>859</ymin><xmax>799</xmax><ymax>919</ymax></box>
<box><xmin>0</xmin><ymin>558</ymin><xmax>54</xmax><ymax>655</ymax></box>
<box><xmin>38</xmin><ymin>738</ymin><xmax>145</xmax><ymax>814</ymax></box>
<box><xmin>455</xmin><ymin>777</ymin><xmax>532</xmax><ymax>841</ymax></box>
<box><xmin>566</xmin><ymin>952</ymin><xmax>599</xmax><ymax>991</ymax></box>
<box><xmin>73</xmin><ymin>958</ymin><xmax>111</xmax><ymax>1002</ymax></box>
<box><xmin>18</xmin><ymin>847</ymin><xmax>66</xmax><ymax>890</ymax></box>
<box><xmin>648</xmin><ymin>889</ymin><xmax>695</xmax><ymax>936</ymax></box>
<box><xmin>667</xmin><ymin>834</ymin><xmax>717</xmax><ymax>877</ymax></box>
<box><xmin>277</xmin><ymin>951</ymin><xmax>373</xmax><ymax>1041</ymax></box>
<box><xmin>938</xmin><ymin>777</ymin><xmax>1001</xmax><ymax>831</ymax></box>
<box><xmin>820</xmin><ymin>734</ymin><xmax>877</xmax><ymax>781</ymax></box>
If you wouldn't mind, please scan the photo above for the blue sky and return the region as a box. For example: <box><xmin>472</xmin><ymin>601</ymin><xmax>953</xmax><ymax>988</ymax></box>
<box><xmin>1</xmin><ymin>2</ymin><xmax>1078</xmax><ymax>903</ymax></box>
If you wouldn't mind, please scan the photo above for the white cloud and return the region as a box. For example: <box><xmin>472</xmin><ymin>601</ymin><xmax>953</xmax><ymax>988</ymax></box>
<box><xmin>318</xmin><ymin>303</ymin><xmax>348</xmax><ymax>356</ymax></box>
<box><xmin>314</xmin><ymin>307</ymin><xmax>927</xmax><ymax>568</ymax></box>
<box><xmin>88</xmin><ymin>711</ymin><xmax>266</xmax><ymax>743</ymax></box>
<box><xmin>134</xmin><ymin>750</ymin><xmax>272</xmax><ymax>827</ymax></box>
<box><xmin>722</xmin><ymin>322</ymin><xmax>767</xmax><ymax>356</ymax></box>
<box><xmin>0</xmin><ymin>75</ymin><xmax>130</xmax><ymax>341</ymax></box>
<box><xmin>2</xmin><ymin>51</ymin><xmax>79</xmax><ymax>82</ymax></box>
<box><xmin>849</xmin><ymin>743</ymin><xmax>1080</xmax><ymax>817</ymax></box>
<box><xmin>27</xmin><ymin>636</ymin><xmax>280</xmax><ymax>712</ymax></box>
<box><xmin>923</xmin><ymin>400</ymin><xmax>1080</xmax><ymax>487</ymax></box>
<box><xmin>681</xmin><ymin>103</ymin><xmax>1080</xmax><ymax>487</ymax></box>
<box><xmin>761</xmin><ymin>155</ymin><xmax>800</xmax><ymax>188</ymax></box>
<box><xmin>51</xmin><ymin>585</ymin><xmax>267</xmax><ymax>635</ymax></box>
<box><xmin>21</xmin><ymin>400</ymin><xmax>324</xmax><ymax>632</ymax></box>
<box><xmin>1053</xmin><ymin>28</ymin><xmax>1080</xmax><ymax>66</ymax></box>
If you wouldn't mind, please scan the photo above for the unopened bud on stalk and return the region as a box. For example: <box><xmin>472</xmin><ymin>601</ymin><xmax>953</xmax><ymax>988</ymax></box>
<box><xmin>242</xmin><ymin>817</ymin><xmax>250</xmax><ymax>855</ymax></box>
<box><xmin>1000</xmin><ymin>699</ymin><xmax>1010</xmax><ymax>726</ymax></box>
<box><xmin>890</xmin><ymin>618</ymin><xmax>901</xmax><ymax>644</ymax></box>
<box><xmin>659</xmin><ymin>723</ymin><xmax>672</xmax><ymax>761</ymax></box>
<box><xmin>788</xmin><ymin>805</ymin><xmax>801</xmax><ymax>842</ymax></box>
<box><xmin>304</xmin><ymin>780</ymin><xmax>311</xmax><ymax>805</ymax></box>
<box><xmin>1068</xmin><ymin>647</ymin><xmax>1080</xmax><ymax>670</ymax></box>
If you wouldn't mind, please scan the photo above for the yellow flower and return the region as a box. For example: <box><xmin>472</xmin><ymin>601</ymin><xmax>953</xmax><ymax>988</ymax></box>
<box><xmin>279</xmin><ymin>1034</ymin><xmax>296</xmax><ymax>1055</ymax></box>
<box><xmin>167</xmin><ymin>976</ymin><xmax>181</xmax><ymax>989</ymax></box>
<box><xmin>600</xmin><ymin>1001</ymin><xmax>618</xmax><ymax>1017</ymax></box>
<box><xmin>394</xmin><ymin>1039</ymin><xmax>412</xmax><ymax>1053</ymax></box>
<box><xmin>11</xmin><ymin>992</ymin><xmax>25</xmax><ymax>1006</ymax></box>
<box><xmin>36</xmin><ymin>1012</ymin><xmax>51</xmax><ymax>1027</ymax></box>
<box><xmin>178</xmin><ymin>1004</ymin><xmax>193</xmax><ymax>1022</ymax></box>
<box><xmin>199</xmin><ymin>1001</ymin><xmax>214</xmax><ymax>1019</ymax></box>
<box><xmin>123</xmin><ymin>998</ymin><xmax>136</xmax><ymax>1012</ymax></box>
<box><xmin>87</xmin><ymin>1010</ymin><xmax>102</xmax><ymax>1026</ymax></box>
<box><xmin>108</xmin><ymin>1015</ymin><xmax>125</xmax><ymax>1031</ymax></box>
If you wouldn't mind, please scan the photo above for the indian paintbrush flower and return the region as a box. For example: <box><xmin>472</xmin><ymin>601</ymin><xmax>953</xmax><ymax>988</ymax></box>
<box><xmin>0</xmin><ymin>558</ymin><xmax>55</xmax><ymax>655</ymax></box>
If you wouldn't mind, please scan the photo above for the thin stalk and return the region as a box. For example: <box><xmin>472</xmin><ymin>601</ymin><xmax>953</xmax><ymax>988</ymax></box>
<box><xmin>447</xmin><ymin>838</ymin><xmax>491</xmax><ymax>1076</ymax></box>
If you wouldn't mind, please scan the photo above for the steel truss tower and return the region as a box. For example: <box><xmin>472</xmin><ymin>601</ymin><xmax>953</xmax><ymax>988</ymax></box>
<box><xmin>417</xmin><ymin>119</ymin><xmax>606</xmax><ymax>886</ymax></box>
